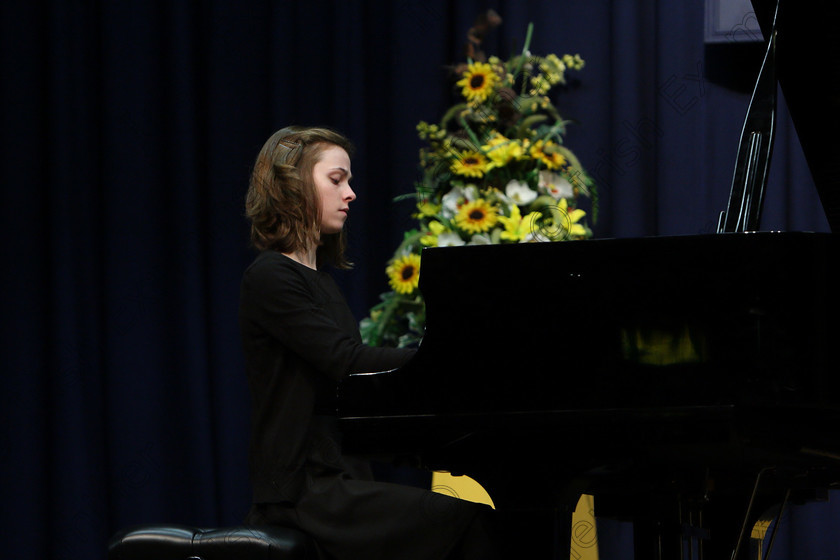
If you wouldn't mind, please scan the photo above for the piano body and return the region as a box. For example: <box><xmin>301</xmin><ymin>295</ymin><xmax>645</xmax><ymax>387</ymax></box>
<box><xmin>339</xmin><ymin>1</ymin><xmax>840</xmax><ymax>558</ymax></box>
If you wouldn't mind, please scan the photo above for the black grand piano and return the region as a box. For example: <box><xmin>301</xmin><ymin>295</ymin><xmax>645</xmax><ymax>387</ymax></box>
<box><xmin>339</xmin><ymin>1</ymin><xmax>840</xmax><ymax>558</ymax></box>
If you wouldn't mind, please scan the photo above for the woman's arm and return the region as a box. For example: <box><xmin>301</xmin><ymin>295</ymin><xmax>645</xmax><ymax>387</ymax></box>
<box><xmin>241</xmin><ymin>255</ymin><xmax>414</xmax><ymax>381</ymax></box>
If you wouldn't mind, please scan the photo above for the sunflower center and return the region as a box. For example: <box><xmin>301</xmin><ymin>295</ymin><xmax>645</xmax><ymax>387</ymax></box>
<box><xmin>469</xmin><ymin>210</ymin><xmax>485</xmax><ymax>221</ymax></box>
<box><xmin>470</xmin><ymin>74</ymin><xmax>485</xmax><ymax>89</ymax></box>
<box><xmin>401</xmin><ymin>266</ymin><xmax>415</xmax><ymax>280</ymax></box>
<box><xmin>463</xmin><ymin>156</ymin><xmax>479</xmax><ymax>166</ymax></box>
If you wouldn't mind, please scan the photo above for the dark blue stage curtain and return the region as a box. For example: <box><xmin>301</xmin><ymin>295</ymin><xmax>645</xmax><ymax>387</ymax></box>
<box><xmin>1</xmin><ymin>1</ymin><xmax>835</xmax><ymax>559</ymax></box>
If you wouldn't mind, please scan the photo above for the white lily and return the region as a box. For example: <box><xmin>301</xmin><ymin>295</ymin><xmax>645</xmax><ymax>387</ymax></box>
<box><xmin>440</xmin><ymin>184</ymin><xmax>479</xmax><ymax>219</ymax></box>
<box><xmin>437</xmin><ymin>232</ymin><xmax>466</xmax><ymax>247</ymax></box>
<box><xmin>505</xmin><ymin>179</ymin><xmax>538</xmax><ymax>205</ymax></box>
<box><xmin>538</xmin><ymin>170</ymin><xmax>574</xmax><ymax>200</ymax></box>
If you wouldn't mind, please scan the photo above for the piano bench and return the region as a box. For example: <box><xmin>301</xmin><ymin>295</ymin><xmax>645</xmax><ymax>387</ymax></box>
<box><xmin>107</xmin><ymin>524</ymin><xmax>315</xmax><ymax>560</ymax></box>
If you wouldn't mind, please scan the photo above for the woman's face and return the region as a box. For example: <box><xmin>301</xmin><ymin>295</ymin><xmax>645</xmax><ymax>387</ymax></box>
<box><xmin>313</xmin><ymin>145</ymin><xmax>356</xmax><ymax>235</ymax></box>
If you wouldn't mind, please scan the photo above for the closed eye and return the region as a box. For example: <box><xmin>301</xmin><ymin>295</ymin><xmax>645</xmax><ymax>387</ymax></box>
<box><xmin>329</xmin><ymin>167</ymin><xmax>352</xmax><ymax>184</ymax></box>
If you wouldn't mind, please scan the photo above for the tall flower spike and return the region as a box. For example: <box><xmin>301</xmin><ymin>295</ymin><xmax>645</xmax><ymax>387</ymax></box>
<box><xmin>360</xmin><ymin>19</ymin><xmax>595</xmax><ymax>348</ymax></box>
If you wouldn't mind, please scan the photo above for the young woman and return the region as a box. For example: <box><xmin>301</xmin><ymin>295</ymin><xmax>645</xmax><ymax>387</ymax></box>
<box><xmin>239</xmin><ymin>126</ymin><xmax>497</xmax><ymax>559</ymax></box>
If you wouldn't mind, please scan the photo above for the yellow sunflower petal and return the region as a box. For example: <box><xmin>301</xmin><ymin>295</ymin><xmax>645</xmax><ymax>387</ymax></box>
<box><xmin>454</xmin><ymin>198</ymin><xmax>499</xmax><ymax>234</ymax></box>
<box><xmin>386</xmin><ymin>254</ymin><xmax>421</xmax><ymax>294</ymax></box>
<box><xmin>450</xmin><ymin>151</ymin><xmax>490</xmax><ymax>178</ymax></box>
<box><xmin>456</xmin><ymin>62</ymin><xmax>498</xmax><ymax>104</ymax></box>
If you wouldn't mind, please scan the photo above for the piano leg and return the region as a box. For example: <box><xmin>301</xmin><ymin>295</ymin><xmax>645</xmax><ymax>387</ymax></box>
<box><xmin>592</xmin><ymin>463</ymin><xmax>823</xmax><ymax>560</ymax></box>
<box><xmin>553</xmin><ymin>505</ymin><xmax>573</xmax><ymax>560</ymax></box>
<box><xmin>631</xmin><ymin>494</ymin><xmax>708</xmax><ymax>560</ymax></box>
<box><xmin>493</xmin><ymin>506</ymin><xmax>571</xmax><ymax>559</ymax></box>
<box><xmin>473</xmin><ymin>466</ymin><xmax>585</xmax><ymax>559</ymax></box>
<box><xmin>634</xmin><ymin>468</ymin><xmax>806</xmax><ymax>560</ymax></box>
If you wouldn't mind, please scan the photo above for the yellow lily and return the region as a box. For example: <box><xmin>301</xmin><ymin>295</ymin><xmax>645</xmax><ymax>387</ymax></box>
<box><xmin>498</xmin><ymin>205</ymin><xmax>543</xmax><ymax>242</ymax></box>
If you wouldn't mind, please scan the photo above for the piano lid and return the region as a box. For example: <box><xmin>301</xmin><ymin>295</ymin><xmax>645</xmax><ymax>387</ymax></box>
<box><xmin>750</xmin><ymin>0</ymin><xmax>840</xmax><ymax>232</ymax></box>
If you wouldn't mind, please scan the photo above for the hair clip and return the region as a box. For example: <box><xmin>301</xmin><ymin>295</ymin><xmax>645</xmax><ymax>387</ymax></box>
<box><xmin>278</xmin><ymin>139</ymin><xmax>301</xmax><ymax>149</ymax></box>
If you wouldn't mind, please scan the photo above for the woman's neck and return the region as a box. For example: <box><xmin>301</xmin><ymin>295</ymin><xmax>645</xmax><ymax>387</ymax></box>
<box><xmin>282</xmin><ymin>250</ymin><xmax>317</xmax><ymax>270</ymax></box>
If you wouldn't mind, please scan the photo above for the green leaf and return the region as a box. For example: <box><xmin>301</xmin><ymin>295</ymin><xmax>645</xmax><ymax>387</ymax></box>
<box><xmin>515</xmin><ymin>114</ymin><xmax>548</xmax><ymax>137</ymax></box>
<box><xmin>440</xmin><ymin>103</ymin><xmax>468</xmax><ymax>129</ymax></box>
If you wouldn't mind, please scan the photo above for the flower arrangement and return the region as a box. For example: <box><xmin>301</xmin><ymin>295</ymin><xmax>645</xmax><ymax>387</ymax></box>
<box><xmin>361</xmin><ymin>16</ymin><xmax>596</xmax><ymax>348</ymax></box>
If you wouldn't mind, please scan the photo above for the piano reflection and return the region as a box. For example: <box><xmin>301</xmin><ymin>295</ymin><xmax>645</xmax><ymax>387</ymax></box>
<box><xmin>338</xmin><ymin>1</ymin><xmax>840</xmax><ymax>558</ymax></box>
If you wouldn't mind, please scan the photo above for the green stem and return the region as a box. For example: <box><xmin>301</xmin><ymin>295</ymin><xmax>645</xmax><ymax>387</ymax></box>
<box><xmin>393</xmin><ymin>230</ymin><xmax>424</xmax><ymax>256</ymax></box>
<box><xmin>373</xmin><ymin>294</ymin><xmax>401</xmax><ymax>346</ymax></box>
<box><xmin>508</xmin><ymin>23</ymin><xmax>536</xmax><ymax>98</ymax></box>
<box><xmin>522</xmin><ymin>22</ymin><xmax>534</xmax><ymax>55</ymax></box>
<box><xmin>457</xmin><ymin>114</ymin><xmax>484</xmax><ymax>151</ymax></box>
<box><xmin>440</xmin><ymin>103</ymin><xmax>467</xmax><ymax>129</ymax></box>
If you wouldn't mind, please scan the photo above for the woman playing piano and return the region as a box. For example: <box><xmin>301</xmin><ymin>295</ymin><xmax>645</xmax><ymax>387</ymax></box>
<box><xmin>239</xmin><ymin>126</ymin><xmax>497</xmax><ymax>559</ymax></box>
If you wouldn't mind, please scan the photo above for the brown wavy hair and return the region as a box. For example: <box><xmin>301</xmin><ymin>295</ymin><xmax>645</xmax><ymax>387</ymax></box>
<box><xmin>245</xmin><ymin>126</ymin><xmax>355</xmax><ymax>269</ymax></box>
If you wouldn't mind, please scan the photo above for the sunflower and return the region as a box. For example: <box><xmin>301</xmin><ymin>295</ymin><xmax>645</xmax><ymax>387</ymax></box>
<box><xmin>454</xmin><ymin>198</ymin><xmax>499</xmax><ymax>234</ymax></box>
<box><xmin>529</xmin><ymin>139</ymin><xmax>567</xmax><ymax>170</ymax></box>
<box><xmin>450</xmin><ymin>150</ymin><xmax>490</xmax><ymax>178</ymax></box>
<box><xmin>456</xmin><ymin>61</ymin><xmax>498</xmax><ymax>104</ymax></box>
<box><xmin>387</xmin><ymin>253</ymin><xmax>421</xmax><ymax>294</ymax></box>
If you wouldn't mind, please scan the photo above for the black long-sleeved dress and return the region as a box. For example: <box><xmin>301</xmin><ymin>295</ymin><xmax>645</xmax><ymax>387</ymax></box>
<box><xmin>239</xmin><ymin>250</ymin><xmax>486</xmax><ymax>560</ymax></box>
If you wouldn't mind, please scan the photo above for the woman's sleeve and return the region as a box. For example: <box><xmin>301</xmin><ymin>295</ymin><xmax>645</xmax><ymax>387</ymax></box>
<box><xmin>241</xmin><ymin>259</ymin><xmax>415</xmax><ymax>382</ymax></box>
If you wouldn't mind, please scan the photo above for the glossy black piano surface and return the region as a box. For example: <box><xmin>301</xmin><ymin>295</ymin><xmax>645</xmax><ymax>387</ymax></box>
<box><xmin>338</xmin><ymin>234</ymin><xmax>840</xmax><ymax>558</ymax></box>
<box><xmin>342</xmin><ymin>233</ymin><xmax>839</xmax><ymax>416</ymax></box>
<box><xmin>340</xmin><ymin>231</ymin><xmax>840</xmax><ymax>457</ymax></box>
